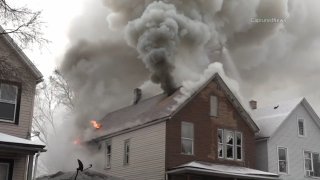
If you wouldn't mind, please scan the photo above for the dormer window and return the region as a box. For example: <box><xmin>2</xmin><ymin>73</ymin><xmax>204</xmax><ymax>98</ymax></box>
<box><xmin>210</xmin><ymin>95</ymin><xmax>218</xmax><ymax>117</ymax></box>
<box><xmin>298</xmin><ymin>118</ymin><xmax>305</xmax><ymax>137</ymax></box>
<box><xmin>0</xmin><ymin>82</ymin><xmax>19</xmax><ymax>123</ymax></box>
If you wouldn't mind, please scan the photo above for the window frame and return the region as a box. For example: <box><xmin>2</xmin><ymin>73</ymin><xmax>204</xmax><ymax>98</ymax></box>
<box><xmin>0</xmin><ymin>159</ymin><xmax>14</xmax><ymax>180</ymax></box>
<box><xmin>181</xmin><ymin>121</ymin><xmax>194</xmax><ymax>155</ymax></box>
<box><xmin>123</xmin><ymin>139</ymin><xmax>130</xmax><ymax>166</ymax></box>
<box><xmin>105</xmin><ymin>140</ymin><xmax>112</xmax><ymax>169</ymax></box>
<box><xmin>210</xmin><ymin>95</ymin><xmax>218</xmax><ymax>117</ymax></box>
<box><xmin>235</xmin><ymin>131</ymin><xmax>243</xmax><ymax>161</ymax></box>
<box><xmin>303</xmin><ymin>150</ymin><xmax>320</xmax><ymax>178</ymax></box>
<box><xmin>297</xmin><ymin>118</ymin><xmax>306</xmax><ymax>137</ymax></box>
<box><xmin>0</xmin><ymin>81</ymin><xmax>21</xmax><ymax>124</ymax></box>
<box><xmin>225</xmin><ymin>130</ymin><xmax>234</xmax><ymax>160</ymax></box>
<box><xmin>217</xmin><ymin>129</ymin><xmax>224</xmax><ymax>159</ymax></box>
<box><xmin>277</xmin><ymin>147</ymin><xmax>289</xmax><ymax>174</ymax></box>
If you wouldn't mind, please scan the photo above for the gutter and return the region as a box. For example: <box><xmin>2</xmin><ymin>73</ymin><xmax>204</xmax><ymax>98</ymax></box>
<box><xmin>33</xmin><ymin>151</ymin><xmax>41</xmax><ymax>180</ymax></box>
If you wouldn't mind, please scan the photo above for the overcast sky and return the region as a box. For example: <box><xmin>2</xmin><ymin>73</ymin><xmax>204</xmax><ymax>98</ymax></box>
<box><xmin>21</xmin><ymin>0</ymin><xmax>86</xmax><ymax>77</ymax></box>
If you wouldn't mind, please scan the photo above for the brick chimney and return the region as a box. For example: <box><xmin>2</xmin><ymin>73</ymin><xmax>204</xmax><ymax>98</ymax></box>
<box><xmin>249</xmin><ymin>100</ymin><xmax>257</xmax><ymax>110</ymax></box>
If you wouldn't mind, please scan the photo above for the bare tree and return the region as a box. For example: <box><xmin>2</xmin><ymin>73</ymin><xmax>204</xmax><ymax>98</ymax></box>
<box><xmin>32</xmin><ymin>71</ymin><xmax>74</xmax><ymax>144</ymax></box>
<box><xmin>0</xmin><ymin>0</ymin><xmax>47</xmax><ymax>48</ymax></box>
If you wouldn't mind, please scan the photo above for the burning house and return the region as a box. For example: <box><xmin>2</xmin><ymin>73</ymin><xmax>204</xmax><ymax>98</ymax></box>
<box><xmin>88</xmin><ymin>73</ymin><xmax>279</xmax><ymax>180</ymax></box>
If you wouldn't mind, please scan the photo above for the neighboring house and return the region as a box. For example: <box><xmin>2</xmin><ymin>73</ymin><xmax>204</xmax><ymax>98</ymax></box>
<box><xmin>252</xmin><ymin>98</ymin><xmax>320</xmax><ymax>180</ymax></box>
<box><xmin>90</xmin><ymin>73</ymin><xmax>279</xmax><ymax>180</ymax></box>
<box><xmin>0</xmin><ymin>27</ymin><xmax>46</xmax><ymax>180</ymax></box>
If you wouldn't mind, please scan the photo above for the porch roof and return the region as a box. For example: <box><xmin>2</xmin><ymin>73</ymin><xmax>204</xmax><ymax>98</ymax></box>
<box><xmin>167</xmin><ymin>161</ymin><xmax>280</xmax><ymax>180</ymax></box>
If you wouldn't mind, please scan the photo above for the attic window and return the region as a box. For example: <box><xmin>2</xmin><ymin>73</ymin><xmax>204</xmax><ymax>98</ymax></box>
<box><xmin>210</xmin><ymin>95</ymin><xmax>218</xmax><ymax>117</ymax></box>
<box><xmin>0</xmin><ymin>82</ymin><xmax>19</xmax><ymax>123</ymax></box>
<box><xmin>298</xmin><ymin>118</ymin><xmax>305</xmax><ymax>137</ymax></box>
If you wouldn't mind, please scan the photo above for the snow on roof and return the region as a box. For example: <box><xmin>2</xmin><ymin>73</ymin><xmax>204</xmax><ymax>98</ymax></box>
<box><xmin>169</xmin><ymin>161</ymin><xmax>279</xmax><ymax>179</ymax></box>
<box><xmin>92</xmin><ymin>67</ymin><xmax>258</xmax><ymax>140</ymax></box>
<box><xmin>37</xmin><ymin>170</ymin><xmax>122</xmax><ymax>180</ymax></box>
<box><xmin>252</xmin><ymin>98</ymin><xmax>303</xmax><ymax>138</ymax></box>
<box><xmin>0</xmin><ymin>132</ymin><xmax>45</xmax><ymax>147</ymax></box>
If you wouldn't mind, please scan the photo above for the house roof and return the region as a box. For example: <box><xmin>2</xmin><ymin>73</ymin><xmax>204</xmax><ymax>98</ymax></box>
<box><xmin>0</xmin><ymin>26</ymin><xmax>43</xmax><ymax>83</ymax></box>
<box><xmin>93</xmin><ymin>73</ymin><xmax>259</xmax><ymax>141</ymax></box>
<box><xmin>167</xmin><ymin>161</ymin><xmax>280</xmax><ymax>180</ymax></box>
<box><xmin>252</xmin><ymin>97</ymin><xmax>320</xmax><ymax>138</ymax></box>
<box><xmin>0</xmin><ymin>132</ymin><xmax>46</xmax><ymax>152</ymax></box>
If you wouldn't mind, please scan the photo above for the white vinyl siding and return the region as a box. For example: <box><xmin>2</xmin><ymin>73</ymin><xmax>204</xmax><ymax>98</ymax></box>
<box><xmin>265</xmin><ymin>104</ymin><xmax>320</xmax><ymax>180</ymax></box>
<box><xmin>103</xmin><ymin>122</ymin><xmax>166</xmax><ymax>180</ymax></box>
<box><xmin>210</xmin><ymin>95</ymin><xmax>218</xmax><ymax>116</ymax></box>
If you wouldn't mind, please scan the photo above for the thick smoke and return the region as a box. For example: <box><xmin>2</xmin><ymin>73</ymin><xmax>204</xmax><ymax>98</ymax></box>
<box><xmin>43</xmin><ymin>0</ymin><xmax>320</xmax><ymax>174</ymax></box>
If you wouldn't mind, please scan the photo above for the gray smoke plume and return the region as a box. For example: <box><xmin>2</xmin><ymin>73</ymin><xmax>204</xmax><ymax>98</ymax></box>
<box><xmin>47</xmin><ymin>0</ymin><xmax>320</xmax><ymax>173</ymax></box>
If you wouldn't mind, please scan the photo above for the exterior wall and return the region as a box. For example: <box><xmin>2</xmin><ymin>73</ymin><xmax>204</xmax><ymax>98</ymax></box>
<box><xmin>255</xmin><ymin>139</ymin><xmax>268</xmax><ymax>171</ymax></box>
<box><xmin>267</xmin><ymin>104</ymin><xmax>320</xmax><ymax>180</ymax></box>
<box><xmin>0</xmin><ymin>37</ymin><xmax>37</xmax><ymax>139</ymax></box>
<box><xmin>103</xmin><ymin>122</ymin><xmax>166</xmax><ymax>180</ymax></box>
<box><xmin>0</xmin><ymin>152</ymin><xmax>28</xmax><ymax>180</ymax></box>
<box><xmin>166</xmin><ymin>80</ymin><xmax>256</xmax><ymax>170</ymax></box>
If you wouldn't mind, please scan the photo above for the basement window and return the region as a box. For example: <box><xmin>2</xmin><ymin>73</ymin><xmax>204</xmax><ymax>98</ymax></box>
<box><xmin>0</xmin><ymin>83</ymin><xmax>19</xmax><ymax>123</ymax></box>
<box><xmin>278</xmin><ymin>147</ymin><xmax>288</xmax><ymax>174</ymax></box>
<box><xmin>123</xmin><ymin>139</ymin><xmax>130</xmax><ymax>165</ymax></box>
<box><xmin>181</xmin><ymin>122</ymin><xmax>194</xmax><ymax>155</ymax></box>
<box><xmin>210</xmin><ymin>96</ymin><xmax>218</xmax><ymax>117</ymax></box>
<box><xmin>298</xmin><ymin>118</ymin><xmax>305</xmax><ymax>137</ymax></box>
<box><xmin>105</xmin><ymin>140</ymin><xmax>111</xmax><ymax>169</ymax></box>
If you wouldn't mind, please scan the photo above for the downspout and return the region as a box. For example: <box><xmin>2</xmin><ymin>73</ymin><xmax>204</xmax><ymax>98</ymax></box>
<box><xmin>32</xmin><ymin>151</ymin><xmax>41</xmax><ymax>180</ymax></box>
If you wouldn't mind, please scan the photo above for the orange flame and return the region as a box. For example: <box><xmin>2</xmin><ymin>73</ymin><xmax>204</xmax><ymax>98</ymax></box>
<box><xmin>90</xmin><ymin>120</ymin><xmax>102</xmax><ymax>129</ymax></box>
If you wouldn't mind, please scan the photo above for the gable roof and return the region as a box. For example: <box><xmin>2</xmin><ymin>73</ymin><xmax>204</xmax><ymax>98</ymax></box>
<box><xmin>92</xmin><ymin>73</ymin><xmax>259</xmax><ymax>141</ymax></box>
<box><xmin>252</xmin><ymin>97</ymin><xmax>320</xmax><ymax>139</ymax></box>
<box><xmin>0</xmin><ymin>26</ymin><xmax>43</xmax><ymax>83</ymax></box>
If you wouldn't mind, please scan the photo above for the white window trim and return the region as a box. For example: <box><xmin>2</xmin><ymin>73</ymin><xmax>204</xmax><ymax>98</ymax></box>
<box><xmin>0</xmin><ymin>83</ymin><xmax>18</xmax><ymax>123</ymax></box>
<box><xmin>105</xmin><ymin>140</ymin><xmax>112</xmax><ymax>169</ymax></box>
<box><xmin>303</xmin><ymin>150</ymin><xmax>320</xmax><ymax>178</ymax></box>
<box><xmin>235</xmin><ymin>131</ymin><xmax>243</xmax><ymax>161</ymax></box>
<box><xmin>123</xmin><ymin>139</ymin><xmax>130</xmax><ymax>166</ymax></box>
<box><xmin>297</xmin><ymin>117</ymin><xmax>306</xmax><ymax>137</ymax></box>
<box><xmin>181</xmin><ymin>122</ymin><xmax>194</xmax><ymax>155</ymax></box>
<box><xmin>218</xmin><ymin>129</ymin><xmax>224</xmax><ymax>159</ymax></box>
<box><xmin>277</xmin><ymin>146</ymin><xmax>289</xmax><ymax>175</ymax></box>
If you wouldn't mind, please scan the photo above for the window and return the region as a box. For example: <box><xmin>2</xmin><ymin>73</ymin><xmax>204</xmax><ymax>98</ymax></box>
<box><xmin>217</xmin><ymin>129</ymin><xmax>224</xmax><ymax>158</ymax></box>
<box><xmin>278</xmin><ymin>147</ymin><xmax>288</xmax><ymax>174</ymax></box>
<box><xmin>217</xmin><ymin>129</ymin><xmax>243</xmax><ymax>161</ymax></box>
<box><xmin>0</xmin><ymin>83</ymin><xmax>19</xmax><ymax>123</ymax></box>
<box><xmin>123</xmin><ymin>139</ymin><xmax>130</xmax><ymax>165</ymax></box>
<box><xmin>304</xmin><ymin>151</ymin><xmax>320</xmax><ymax>177</ymax></box>
<box><xmin>181</xmin><ymin>122</ymin><xmax>194</xmax><ymax>155</ymax></box>
<box><xmin>0</xmin><ymin>159</ymin><xmax>13</xmax><ymax>180</ymax></box>
<box><xmin>225</xmin><ymin>130</ymin><xmax>234</xmax><ymax>159</ymax></box>
<box><xmin>236</xmin><ymin>132</ymin><xmax>242</xmax><ymax>160</ymax></box>
<box><xmin>298</xmin><ymin>118</ymin><xmax>305</xmax><ymax>136</ymax></box>
<box><xmin>210</xmin><ymin>96</ymin><xmax>218</xmax><ymax>116</ymax></box>
<box><xmin>105</xmin><ymin>140</ymin><xmax>111</xmax><ymax>169</ymax></box>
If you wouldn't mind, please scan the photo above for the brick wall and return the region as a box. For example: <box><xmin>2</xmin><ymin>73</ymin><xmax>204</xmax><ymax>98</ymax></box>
<box><xmin>165</xmin><ymin>80</ymin><xmax>256</xmax><ymax>170</ymax></box>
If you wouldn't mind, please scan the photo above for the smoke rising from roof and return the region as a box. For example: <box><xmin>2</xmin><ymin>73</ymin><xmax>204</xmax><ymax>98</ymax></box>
<box><xmin>46</xmin><ymin>0</ymin><xmax>320</xmax><ymax>174</ymax></box>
